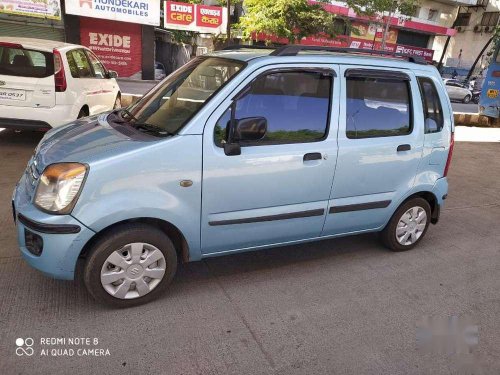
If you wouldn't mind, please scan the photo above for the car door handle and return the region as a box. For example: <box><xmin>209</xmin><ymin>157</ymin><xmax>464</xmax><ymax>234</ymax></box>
<box><xmin>397</xmin><ymin>144</ymin><xmax>411</xmax><ymax>152</ymax></box>
<box><xmin>303</xmin><ymin>152</ymin><xmax>322</xmax><ymax>161</ymax></box>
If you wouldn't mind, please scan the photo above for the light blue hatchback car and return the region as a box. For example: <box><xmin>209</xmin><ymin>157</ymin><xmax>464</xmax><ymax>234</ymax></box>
<box><xmin>13</xmin><ymin>45</ymin><xmax>454</xmax><ymax>306</ymax></box>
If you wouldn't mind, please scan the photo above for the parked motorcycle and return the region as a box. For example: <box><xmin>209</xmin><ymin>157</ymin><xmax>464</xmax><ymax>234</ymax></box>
<box><xmin>472</xmin><ymin>90</ymin><xmax>481</xmax><ymax>104</ymax></box>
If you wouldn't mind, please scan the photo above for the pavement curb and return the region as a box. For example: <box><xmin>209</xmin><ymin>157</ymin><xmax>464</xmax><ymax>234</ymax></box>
<box><xmin>453</xmin><ymin>112</ymin><xmax>500</xmax><ymax>127</ymax></box>
<box><xmin>118</xmin><ymin>78</ymin><xmax>159</xmax><ymax>84</ymax></box>
<box><xmin>122</xmin><ymin>94</ymin><xmax>142</xmax><ymax>107</ymax></box>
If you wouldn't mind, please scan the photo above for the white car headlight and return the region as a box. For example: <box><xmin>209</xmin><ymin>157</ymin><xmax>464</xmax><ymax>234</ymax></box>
<box><xmin>34</xmin><ymin>163</ymin><xmax>88</xmax><ymax>214</ymax></box>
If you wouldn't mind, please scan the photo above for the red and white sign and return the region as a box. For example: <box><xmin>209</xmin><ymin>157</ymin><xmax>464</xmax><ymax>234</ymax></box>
<box><xmin>394</xmin><ymin>44</ymin><xmax>434</xmax><ymax>61</ymax></box>
<box><xmin>164</xmin><ymin>1</ymin><xmax>227</xmax><ymax>34</ymax></box>
<box><xmin>164</xmin><ymin>1</ymin><xmax>195</xmax><ymax>30</ymax></box>
<box><xmin>80</xmin><ymin>17</ymin><xmax>142</xmax><ymax>78</ymax></box>
<box><xmin>252</xmin><ymin>32</ymin><xmax>434</xmax><ymax>62</ymax></box>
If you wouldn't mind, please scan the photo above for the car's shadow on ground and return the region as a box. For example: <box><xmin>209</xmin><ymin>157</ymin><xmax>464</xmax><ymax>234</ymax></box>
<box><xmin>68</xmin><ymin>233</ymin><xmax>386</xmax><ymax>310</ymax></box>
<box><xmin>0</xmin><ymin>128</ymin><xmax>44</xmax><ymax>146</ymax></box>
<box><xmin>0</xmin><ymin>128</ymin><xmax>388</xmax><ymax>311</ymax></box>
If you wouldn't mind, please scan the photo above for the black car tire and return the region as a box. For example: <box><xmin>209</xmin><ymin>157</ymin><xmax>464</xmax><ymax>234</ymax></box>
<box><xmin>380</xmin><ymin>197</ymin><xmax>431</xmax><ymax>252</ymax></box>
<box><xmin>83</xmin><ymin>223</ymin><xmax>177</xmax><ymax>308</ymax></box>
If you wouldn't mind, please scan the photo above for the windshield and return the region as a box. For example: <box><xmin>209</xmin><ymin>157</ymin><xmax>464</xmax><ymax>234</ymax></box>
<box><xmin>119</xmin><ymin>57</ymin><xmax>246</xmax><ymax>136</ymax></box>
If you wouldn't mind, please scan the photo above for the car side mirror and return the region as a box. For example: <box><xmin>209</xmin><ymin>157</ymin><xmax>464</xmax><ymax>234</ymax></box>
<box><xmin>234</xmin><ymin>116</ymin><xmax>268</xmax><ymax>142</ymax></box>
<box><xmin>223</xmin><ymin>142</ymin><xmax>241</xmax><ymax>156</ymax></box>
<box><xmin>223</xmin><ymin>117</ymin><xmax>268</xmax><ymax>156</ymax></box>
<box><xmin>107</xmin><ymin>70</ymin><xmax>118</xmax><ymax>79</ymax></box>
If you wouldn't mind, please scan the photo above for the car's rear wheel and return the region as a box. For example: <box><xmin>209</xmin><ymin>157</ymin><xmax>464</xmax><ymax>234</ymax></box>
<box><xmin>113</xmin><ymin>94</ymin><xmax>122</xmax><ymax>109</ymax></box>
<box><xmin>77</xmin><ymin>107</ymin><xmax>88</xmax><ymax>119</ymax></box>
<box><xmin>380</xmin><ymin>197</ymin><xmax>431</xmax><ymax>252</ymax></box>
<box><xmin>83</xmin><ymin>223</ymin><xmax>177</xmax><ymax>307</ymax></box>
<box><xmin>463</xmin><ymin>94</ymin><xmax>471</xmax><ymax>104</ymax></box>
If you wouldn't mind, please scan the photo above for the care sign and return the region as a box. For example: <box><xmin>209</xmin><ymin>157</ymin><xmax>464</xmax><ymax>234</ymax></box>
<box><xmin>65</xmin><ymin>0</ymin><xmax>160</xmax><ymax>26</ymax></box>
<box><xmin>80</xmin><ymin>17</ymin><xmax>142</xmax><ymax>78</ymax></box>
<box><xmin>164</xmin><ymin>1</ymin><xmax>227</xmax><ymax>34</ymax></box>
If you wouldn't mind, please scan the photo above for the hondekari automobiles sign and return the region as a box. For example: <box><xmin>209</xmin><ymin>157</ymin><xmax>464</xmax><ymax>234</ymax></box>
<box><xmin>164</xmin><ymin>1</ymin><xmax>227</xmax><ymax>34</ymax></box>
<box><xmin>65</xmin><ymin>0</ymin><xmax>160</xmax><ymax>26</ymax></box>
<box><xmin>0</xmin><ymin>0</ymin><xmax>61</xmax><ymax>20</ymax></box>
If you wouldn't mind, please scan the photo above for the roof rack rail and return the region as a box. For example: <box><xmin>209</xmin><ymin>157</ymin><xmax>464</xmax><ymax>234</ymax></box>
<box><xmin>222</xmin><ymin>45</ymin><xmax>276</xmax><ymax>51</ymax></box>
<box><xmin>269</xmin><ymin>45</ymin><xmax>427</xmax><ymax>64</ymax></box>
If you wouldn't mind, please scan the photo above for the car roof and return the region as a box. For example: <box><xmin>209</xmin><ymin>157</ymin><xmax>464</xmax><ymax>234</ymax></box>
<box><xmin>0</xmin><ymin>37</ymin><xmax>78</xmax><ymax>52</ymax></box>
<box><xmin>208</xmin><ymin>47</ymin><xmax>436</xmax><ymax>73</ymax></box>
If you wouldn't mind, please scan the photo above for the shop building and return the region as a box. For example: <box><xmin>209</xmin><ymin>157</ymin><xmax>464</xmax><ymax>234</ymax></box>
<box><xmin>0</xmin><ymin>0</ymin><xmax>65</xmax><ymax>41</ymax></box>
<box><xmin>440</xmin><ymin>0</ymin><xmax>500</xmax><ymax>72</ymax></box>
<box><xmin>252</xmin><ymin>1</ymin><xmax>458</xmax><ymax>63</ymax></box>
<box><xmin>0</xmin><ymin>0</ymin><xmax>160</xmax><ymax>80</ymax></box>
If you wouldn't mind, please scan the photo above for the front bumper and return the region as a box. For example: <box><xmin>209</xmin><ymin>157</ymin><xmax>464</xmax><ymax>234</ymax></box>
<box><xmin>13</xmin><ymin>173</ymin><xmax>95</xmax><ymax>280</ymax></box>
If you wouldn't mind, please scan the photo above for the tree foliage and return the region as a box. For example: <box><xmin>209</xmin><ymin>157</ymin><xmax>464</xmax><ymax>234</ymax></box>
<box><xmin>238</xmin><ymin>0</ymin><xmax>339</xmax><ymax>43</ymax></box>
<box><xmin>344</xmin><ymin>0</ymin><xmax>420</xmax><ymax>21</ymax></box>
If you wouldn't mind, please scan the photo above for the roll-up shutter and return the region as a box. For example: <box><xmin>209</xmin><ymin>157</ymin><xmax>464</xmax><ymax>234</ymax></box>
<box><xmin>0</xmin><ymin>21</ymin><xmax>65</xmax><ymax>42</ymax></box>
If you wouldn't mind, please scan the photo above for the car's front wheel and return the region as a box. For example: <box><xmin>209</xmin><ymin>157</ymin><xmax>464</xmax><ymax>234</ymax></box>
<box><xmin>380</xmin><ymin>197</ymin><xmax>431</xmax><ymax>252</ymax></box>
<box><xmin>463</xmin><ymin>94</ymin><xmax>471</xmax><ymax>104</ymax></box>
<box><xmin>83</xmin><ymin>223</ymin><xmax>177</xmax><ymax>307</ymax></box>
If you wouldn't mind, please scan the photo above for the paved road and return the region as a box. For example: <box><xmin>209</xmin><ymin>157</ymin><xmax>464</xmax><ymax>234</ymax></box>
<box><xmin>451</xmin><ymin>102</ymin><xmax>479</xmax><ymax>114</ymax></box>
<box><xmin>117</xmin><ymin>79</ymin><xmax>157</xmax><ymax>96</ymax></box>
<box><xmin>0</xmin><ymin>129</ymin><xmax>499</xmax><ymax>374</ymax></box>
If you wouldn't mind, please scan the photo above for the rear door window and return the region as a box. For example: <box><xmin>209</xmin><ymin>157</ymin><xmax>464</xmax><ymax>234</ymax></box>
<box><xmin>67</xmin><ymin>49</ymin><xmax>93</xmax><ymax>78</ymax></box>
<box><xmin>85</xmin><ymin>50</ymin><xmax>107</xmax><ymax>78</ymax></box>
<box><xmin>0</xmin><ymin>46</ymin><xmax>54</xmax><ymax>78</ymax></box>
<box><xmin>418</xmin><ymin>77</ymin><xmax>444</xmax><ymax>133</ymax></box>
<box><xmin>346</xmin><ymin>71</ymin><xmax>412</xmax><ymax>139</ymax></box>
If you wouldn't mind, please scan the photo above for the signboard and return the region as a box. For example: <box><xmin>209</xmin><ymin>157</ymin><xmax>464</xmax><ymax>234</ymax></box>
<box><xmin>164</xmin><ymin>1</ymin><xmax>227</xmax><ymax>34</ymax></box>
<box><xmin>80</xmin><ymin>17</ymin><xmax>142</xmax><ymax>78</ymax></box>
<box><xmin>65</xmin><ymin>0</ymin><xmax>160</xmax><ymax>26</ymax></box>
<box><xmin>349</xmin><ymin>39</ymin><xmax>433</xmax><ymax>61</ymax></box>
<box><xmin>0</xmin><ymin>0</ymin><xmax>61</xmax><ymax>20</ymax></box>
<box><xmin>351</xmin><ymin>22</ymin><xmax>398</xmax><ymax>45</ymax></box>
<box><xmin>164</xmin><ymin>1</ymin><xmax>195</xmax><ymax>31</ymax></box>
<box><xmin>394</xmin><ymin>44</ymin><xmax>434</xmax><ymax>61</ymax></box>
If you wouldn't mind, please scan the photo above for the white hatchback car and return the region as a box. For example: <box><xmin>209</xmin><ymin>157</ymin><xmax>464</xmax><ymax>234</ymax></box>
<box><xmin>443</xmin><ymin>78</ymin><xmax>472</xmax><ymax>104</ymax></box>
<box><xmin>0</xmin><ymin>38</ymin><xmax>121</xmax><ymax>130</ymax></box>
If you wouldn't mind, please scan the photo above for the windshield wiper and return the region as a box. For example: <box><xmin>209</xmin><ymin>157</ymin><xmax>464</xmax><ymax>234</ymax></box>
<box><xmin>119</xmin><ymin>108</ymin><xmax>138</xmax><ymax>122</ymax></box>
<box><xmin>107</xmin><ymin>108</ymin><xmax>137</xmax><ymax>124</ymax></box>
<box><xmin>132</xmin><ymin>123</ymin><xmax>174</xmax><ymax>137</ymax></box>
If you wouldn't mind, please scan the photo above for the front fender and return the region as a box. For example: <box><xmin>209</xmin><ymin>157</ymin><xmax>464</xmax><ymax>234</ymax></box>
<box><xmin>71</xmin><ymin>135</ymin><xmax>203</xmax><ymax>261</ymax></box>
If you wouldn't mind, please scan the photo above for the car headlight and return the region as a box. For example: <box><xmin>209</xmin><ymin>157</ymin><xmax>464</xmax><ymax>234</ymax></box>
<box><xmin>34</xmin><ymin>163</ymin><xmax>88</xmax><ymax>214</ymax></box>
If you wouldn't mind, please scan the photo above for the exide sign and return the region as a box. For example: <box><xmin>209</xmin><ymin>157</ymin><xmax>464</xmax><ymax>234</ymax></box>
<box><xmin>80</xmin><ymin>17</ymin><xmax>142</xmax><ymax>78</ymax></box>
<box><xmin>164</xmin><ymin>1</ymin><xmax>227</xmax><ymax>34</ymax></box>
<box><xmin>166</xmin><ymin>2</ymin><xmax>194</xmax><ymax>25</ymax></box>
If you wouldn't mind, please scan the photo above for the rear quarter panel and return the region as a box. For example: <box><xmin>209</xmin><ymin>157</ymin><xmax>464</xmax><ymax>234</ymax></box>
<box><xmin>412</xmin><ymin>69</ymin><xmax>452</xmax><ymax>202</ymax></box>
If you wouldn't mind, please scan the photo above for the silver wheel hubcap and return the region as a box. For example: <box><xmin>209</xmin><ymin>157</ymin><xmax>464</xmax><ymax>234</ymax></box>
<box><xmin>396</xmin><ymin>206</ymin><xmax>427</xmax><ymax>246</ymax></box>
<box><xmin>100</xmin><ymin>243</ymin><xmax>166</xmax><ymax>299</ymax></box>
